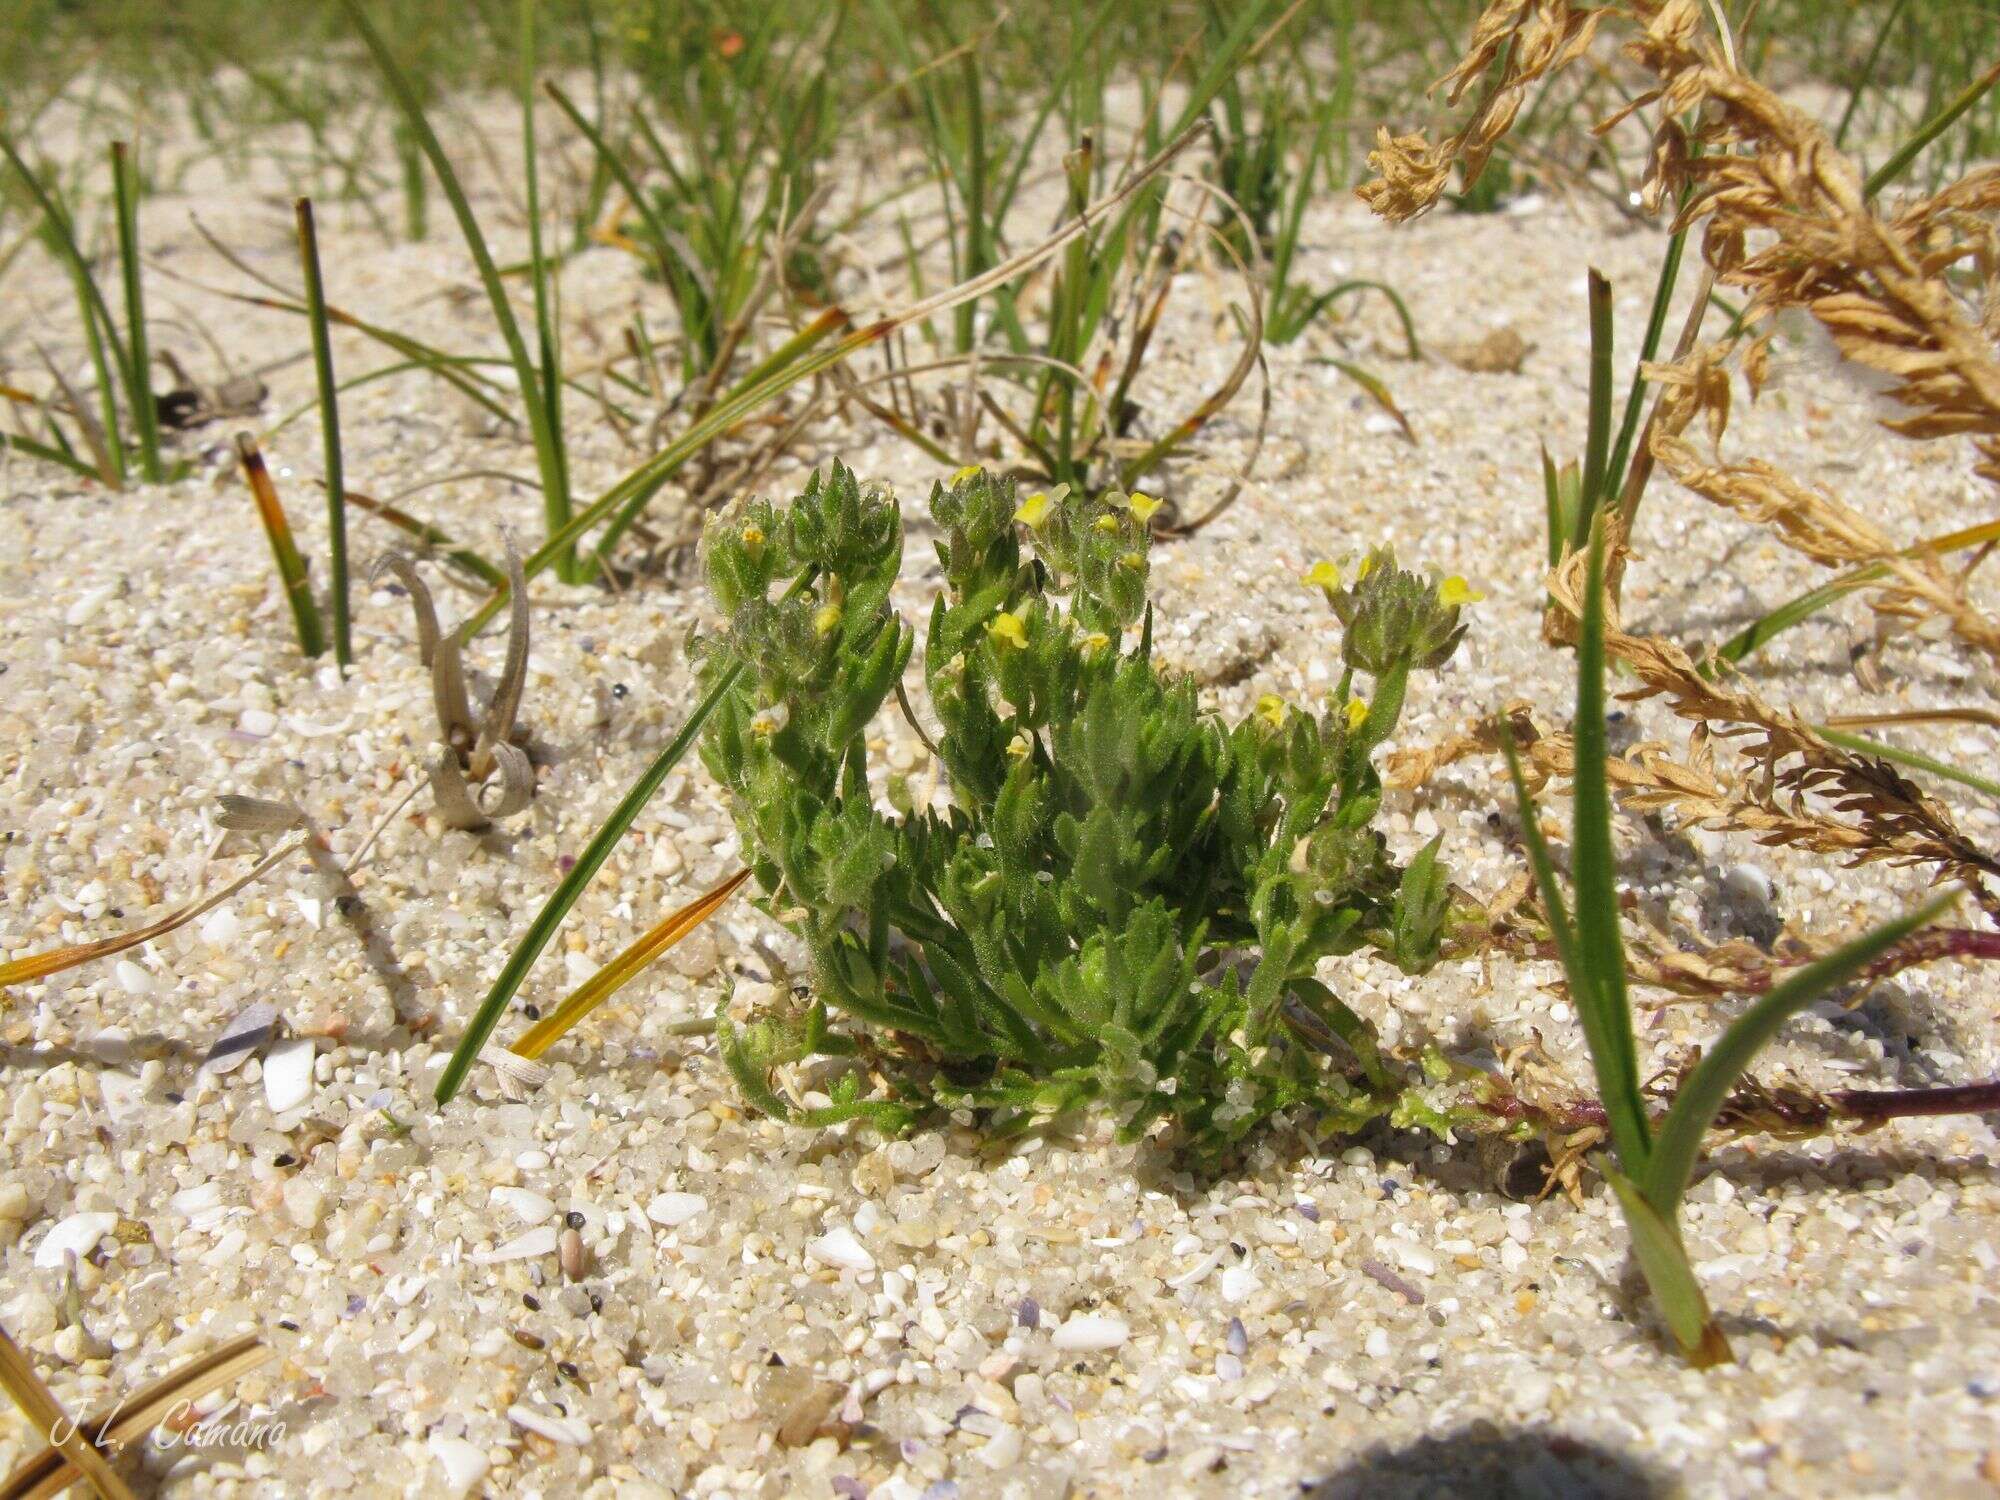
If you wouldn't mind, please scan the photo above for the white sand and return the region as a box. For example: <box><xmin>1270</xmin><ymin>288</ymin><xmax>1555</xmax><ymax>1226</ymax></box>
<box><xmin>2</xmin><ymin>99</ymin><xmax>1998</xmax><ymax>1498</ymax></box>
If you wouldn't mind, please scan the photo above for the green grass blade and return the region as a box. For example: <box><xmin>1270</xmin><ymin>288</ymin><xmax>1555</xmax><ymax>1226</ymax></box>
<box><xmin>338</xmin><ymin>0</ymin><xmax>570</xmax><ymax>563</ymax></box>
<box><xmin>1314</xmin><ymin>357</ymin><xmax>1415</xmax><ymax>444</ymax></box>
<box><xmin>1834</xmin><ymin>0</ymin><xmax>1908</xmax><ymax>148</ymax></box>
<box><xmin>1541</xmin><ymin>446</ymin><xmax>1572</xmax><ymax>568</ymax></box>
<box><xmin>1579</xmin><ymin>268</ymin><xmax>1613</xmax><ymax>526</ymax></box>
<box><xmin>1640</xmin><ymin>890</ymin><xmax>1955</xmax><ymax>1219</ymax></box>
<box><xmin>1713</xmin><ymin>517</ymin><xmax>2000</xmax><ymax>669</ymax></box>
<box><xmin>1814</xmin><ymin>727</ymin><xmax>2000</xmax><ymax>802</ymax></box>
<box><xmin>543</xmin><ymin>82</ymin><xmax>686</xmax><ymax>304</ymax></box>
<box><xmin>340</xmin><ymin>488</ymin><xmax>506</xmax><ymax>587</ymax></box>
<box><xmin>518</xmin><ymin>0</ymin><xmax>574</xmax><ymax>578</ymax></box>
<box><xmin>1293</xmin><ymin>278</ymin><xmax>1421</xmax><ymax>358</ymax></box>
<box><xmin>1499</xmin><ymin>731</ymin><xmax>1588</xmax><ymax>1029</ymax></box>
<box><xmin>296</xmin><ymin>199</ymin><xmax>351</xmax><ymax>668</ymax></box>
<box><xmin>1865</xmin><ymin>57</ymin><xmax>2000</xmax><ymax>198</ymax></box>
<box><xmin>236</xmin><ymin>433</ymin><xmax>326</xmax><ymax>658</ymax></box>
<box><xmin>1569</xmin><ymin>518</ymin><xmax>1651</xmax><ymax>1173</ymax></box>
<box><xmin>110</xmin><ymin>142</ymin><xmax>163</xmax><ymax>482</ymax></box>
<box><xmin>0</xmin><ymin>426</ymin><xmax>102</xmax><ymax>480</ymax></box>
<box><xmin>1604</xmin><ymin>221</ymin><xmax>1686</xmax><ymax>505</ymax></box>
<box><xmin>2</xmin><ymin>130</ymin><xmax>129</xmax><ymax>481</ymax></box>
<box><xmin>434</xmin><ymin>572</ymin><xmax>816</xmax><ymax>1105</ymax></box>
<box><xmin>1605</xmin><ymin>1164</ymin><xmax>1730</xmax><ymax>1366</ymax></box>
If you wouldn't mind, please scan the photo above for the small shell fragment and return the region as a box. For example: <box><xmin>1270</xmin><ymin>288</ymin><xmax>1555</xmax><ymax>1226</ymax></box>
<box><xmin>807</xmin><ymin>1226</ymin><xmax>875</xmax><ymax>1273</ymax></box>
<box><xmin>202</xmin><ymin>1003</ymin><xmax>279</xmax><ymax>1074</ymax></box>
<box><xmin>1051</xmin><ymin>1313</ymin><xmax>1129</xmax><ymax>1352</ymax></box>
<box><xmin>427</xmin><ymin>1435</ymin><xmax>490</xmax><ymax>1497</ymax></box>
<box><xmin>645</xmin><ymin>1192</ymin><xmax>707</xmax><ymax>1229</ymax></box>
<box><xmin>473</xmin><ymin>1226</ymin><xmax>559</xmax><ymax>1264</ymax></box>
<box><xmin>479</xmin><ymin>1043</ymin><xmax>550</xmax><ymax>1102</ymax></box>
<box><xmin>34</xmin><ymin>1212</ymin><xmax>118</xmax><ymax>1269</ymax></box>
<box><xmin>262</xmin><ymin>1036</ymin><xmax>316</xmax><ymax>1114</ymax></box>
<box><xmin>491</xmin><ymin>1188</ymin><xmax>555</xmax><ymax>1224</ymax></box>
<box><xmin>507</xmin><ymin>1404</ymin><xmax>588</xmax><ymax>1445</ymax></box>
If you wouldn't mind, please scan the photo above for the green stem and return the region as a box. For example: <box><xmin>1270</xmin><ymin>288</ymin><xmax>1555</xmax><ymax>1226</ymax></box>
<box><xmin>296</xmin><ymin>199</ymin><xmax>351</xmax><ymax>668</ymax></box>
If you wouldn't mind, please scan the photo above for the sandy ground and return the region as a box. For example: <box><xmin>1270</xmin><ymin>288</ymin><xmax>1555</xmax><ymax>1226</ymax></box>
<box><xmin>3</xmin><ymin>93</ymin><xmax>1999</xmax><ymax>1499</ymax></box>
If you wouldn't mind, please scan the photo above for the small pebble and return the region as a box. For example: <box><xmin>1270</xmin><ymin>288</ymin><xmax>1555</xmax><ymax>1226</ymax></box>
<box><xmin>427</xmin><ymin>1436</ymin><xmax>489</xmax><ymax>1497</ymax></box>
<box><xmin>1051</xmin><ymin>1313</ymin><xmax>1129</xmax><ymax>1352</ymax></box>
<box><xmin>644</xmin><ymin>1191</ymin><xmax>708</xmax><ymax>1228</ymax></box>
<box><xmin>808</xmin><ymin>1226</ymin><xmax>875</xmax><ymax>1273</ymax></box>
<box><xmin>559</xmin><ymin>1226</ymin><xmax>588</xmax><ymax>1281</ymax></box>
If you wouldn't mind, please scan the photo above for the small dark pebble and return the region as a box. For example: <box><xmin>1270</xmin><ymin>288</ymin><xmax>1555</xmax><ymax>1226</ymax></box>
<box><xmin>1968</xmin><ymin>1378</ymin><xmax>1998</xmax><ymax>1399</ymax></box>
<box><xmin>1360</xmin><ymin>1258</ymin><xmax>1424</xmax><ymax>1306</ymax></box>
<box><xmin>767</xmin><ymin>1352</ymin><xmax>786</xmax><ymax>1366</ymax></box>
<box><xmin>1230</xmin><ymin>1242</ymin><xmax>1246</xmax><ymax>1258</ymax></box>
<box><xmin>524</xmin><ymin>1005</ymin><xmax>541</xmax><ymax>1020</ymax></box>
<box><xmin>557</xmin><ymin>1360</ymin><xmax>581</xmax><ymax>1379</ymax></box>
<box><xmin>164</xmin><ymin>1092</ymin><xmax>184</xmax><ymax>1104</ymax></box>
<box><xmin>277</xmin><ymin>1319</ymin><xmax>299</xmax><ymax>1332</ymax></box>
<box><xmin>1226</xmin><ymin>1317</ymin><xmax>1248</xmax><ymax>1357</ymax></box>
<box><xmin>589</xmin><ymin>1293</ymin><xmax>602</xmax><ymax>1314</ymax></box>
<box><xmin>523</xmin><ymin>1293</ymin><xmax>541</xmax><ymax>1311</ymax></box>
<box><xmin>611</xmin><ymin>683</ymin><xmax>629</xmax><ymax>699</ymax></box>
<box><xmin>1143</xmin><ymin>1446</ymin><xmax>1168</xmax><ymax>1463</ymax></box>
<box><xmin>558</xmin><ymin>855</ymin><xmax>577</xmax><ymax>873</ymax></box>
<box><xmin>108</xmin><ymin>908</ymin><xmax>123</xmax><ymax>919</ymax></box>
<box><xmin>273</xmin><ymin>1153</ymin><xmax>296</xmax><ymax>1168</ymax></box>
<box><xmin>1015</xmin><ymin>1297</ymin><xmax>1039</xmax><ymax>1329</ymax></box>
<box><xmin>566</xmin><ymin>1210</ymin><xmax>586</xmax><ymax>1229</ymax></box>
<box><xmin>513</xmin><ymin>1330</ymin><xmax>545</xmax><ymax>1351</ymax></box>
<box><xmin>343</xmin><ymin>1294</ymin><xmax>365</xmax><ymax>1317</ymax></box>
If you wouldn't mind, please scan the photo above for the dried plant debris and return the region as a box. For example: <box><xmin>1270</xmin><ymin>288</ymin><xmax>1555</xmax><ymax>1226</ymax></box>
<box><xmin>374</xmin><ymin>543</ymin><xmax>537</xmax><ymax>831</ymax></box>
<box><xmin>1441</xmin><ymin>325</ymin><xmax>1533</xmax><ymax>375</ymax></box>
<box><xmin>0</xmin><ymin>804</ymin><xmax>309</xmax><ymax>990</ymax></box>
<box><xmin>1</xmin><ymin>1331</ymin><xmax>270</xmax><ymax>1500</ymax></box>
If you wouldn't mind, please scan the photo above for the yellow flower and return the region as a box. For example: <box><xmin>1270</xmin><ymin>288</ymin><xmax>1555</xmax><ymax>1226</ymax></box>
<box><xmin>740</xmin><ymin>523</ymin><xmax>765</xmax><ymax>549</ymax></box>
<box><xmin>1355</xmin><ymin>553</ymin><xmax>1376</xmax><ymax>582</ymax></box>
<box><xmin>1006</xmin><ymin>732</ymin><xmax>1032</xmax><ymax>761</ymax></box>
<box><xmin>951</xmin><ymin>464</ymin><xmax>982</xmax><ymax>485</ymax></box>
<box><xmin>813</xmin><ymin>602</ymin><xmax>843</xmax><ymax>637</ymax></box>
<box><xmin>750</xmin><ymin>705</ymin><xmax>789</xmax><ymax>739</ymax></box>
<box><xmin>1094</xmin><ymin>514</ymin><xmax>1121</xmax><ymax>534</ymax></box>
<box><xmin>1116</xmin><ymin>550</ymin><xmax>1146</xmax><ymax>571</ymax></box>
<box><xmin>1013</xmin><ymin>491</ymin><xmax>1052</xmax><ymax>529</ymax></box>
<box><xmin>1345</xmin><ymin>697</ymin><xmax>1369</xmax><ymax>731</ymax></box>
<box><xmin>1079</xmin><ymin>630</ymin><xmax>1111</xmax><ymax>658</ymax></box>
<box><xmin>1128</xmin><ymin>491</ymin><xmax>1162</xmax><ymax>523</ymax></box>
<box><xmin>1438</xmin><ymin>574</ymin><xmax>1485</xmax><ymax>607</ymax></box>
<box><xmin>1302</xmin><ymin>560</ymin><xmax>1341</xmax><ymax>594</ymax></box>
<box><xmin>988</xmin><ymin>611</ymin><xmax>1030</xmax><ymax>650</ymax></box>
<box><xmin>1256</xmin><ymin>694</ymin><xmax>1286</xmax><ymax>730</ymax></box>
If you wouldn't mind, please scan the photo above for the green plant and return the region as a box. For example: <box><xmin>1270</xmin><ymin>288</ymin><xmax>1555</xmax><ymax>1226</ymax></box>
<box><xmin>295</xmin><ymin>197</ymin><xmax>352</xmax><ymax>668</ymax></box>
<box><xmin>340</xmin><ymin>0</ymin><xmax>579</xmax><ymax>578</ymax></box>
<box><xmin>0</xmin><ymin>135</ymin><xmax>175</xmax><ymax>486</ymax></box>
<box><xmin>688</xmin><ymin>464</ymin><xmax>1471</xmax><ymax>1148</ymax></box>
<box><xmin>1503</xmin><ymin>521</ymin><xmax>1956</xmax><ymax>1366</ymax></box>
